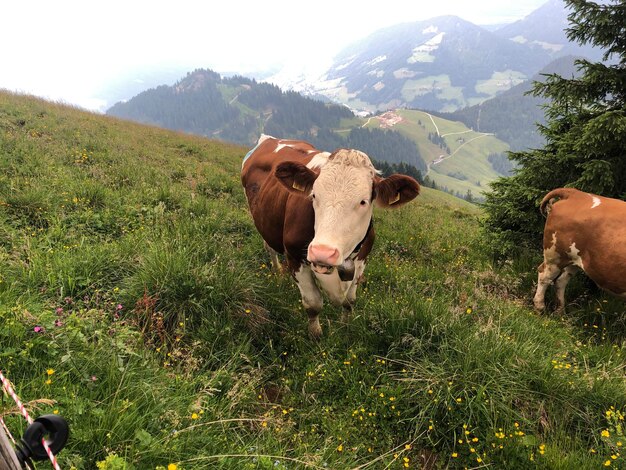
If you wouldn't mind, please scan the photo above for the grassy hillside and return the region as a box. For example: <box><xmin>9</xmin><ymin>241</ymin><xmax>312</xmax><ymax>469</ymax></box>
<box><xmin>1</xmin><ymin>91</ymin><xmax>625</xmax><ymax>470</ymax></box>
<box><xmin>106</xmin><ymin>68</ymin><xmax>511</xmax><ymax>200</ymax></box>
<box><xmin>363</xmin><ymin>110</ymin><xmax>510</xmax><ymax>198</ymax></box>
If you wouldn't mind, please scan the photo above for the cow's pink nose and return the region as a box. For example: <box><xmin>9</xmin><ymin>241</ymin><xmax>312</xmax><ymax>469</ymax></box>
<box><xmin>308</xmin><ymin>244</ymin><xmax>340</xmax><ymax>266</ymax></box>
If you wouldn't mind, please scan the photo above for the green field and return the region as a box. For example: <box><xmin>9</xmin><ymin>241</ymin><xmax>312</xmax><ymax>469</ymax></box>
<box><xmin>475</xmin><ymin>70</ymin><xmax>527</xmax><ymax>96</ymax></box>
<box><xmin>401</xmin><ymin>76</ymin><xmax>466</xmax><ymax>112</ymax></box>
<box><xmin>1</xmin><ymin>91</ymin><xmax>625</xmax><ymax>469</ymax></box>
<box><xmin>363</xmin><ymin>109</ymin><xmax>510</xmax><ymax>198</ymax></box>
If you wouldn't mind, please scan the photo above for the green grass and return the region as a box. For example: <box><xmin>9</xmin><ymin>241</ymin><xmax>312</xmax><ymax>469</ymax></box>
<box><xmin>389</xmin><ymin>110</ymin><xmax>510</xmax><ymax>197</ymax></box>
<box><xmin>1</xmin><ymin>91</ymin><xmax>626</xmax><ymax>470</ymax></box>
<box><xmin>349</xmin><ymin>108</ymin><xmax>510</xmax><ymax>199</ymax></box>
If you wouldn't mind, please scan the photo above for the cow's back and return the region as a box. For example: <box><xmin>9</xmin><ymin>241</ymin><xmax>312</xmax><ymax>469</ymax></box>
<box><xmin>241</xmin><ymin>136</ymin><xmax>321</xmax><ymax>254</ymax></box>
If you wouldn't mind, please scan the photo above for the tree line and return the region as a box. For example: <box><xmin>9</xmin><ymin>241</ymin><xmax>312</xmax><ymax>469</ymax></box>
<box><xmin>107</xmin><ymin>70</ymin><xmax>427</xmax><ymax>174</ymax></box>
<box><xmin>307</xmin><ymin>127</ymin><xmax>427</xmax><ymax>174</ymax></box>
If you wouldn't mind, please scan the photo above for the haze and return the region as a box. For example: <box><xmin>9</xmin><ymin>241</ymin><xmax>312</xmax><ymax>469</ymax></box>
<box><xmin>2</xmin><ymin>0</ymin><xmax>548</xmax><ymax>111</ymax></box>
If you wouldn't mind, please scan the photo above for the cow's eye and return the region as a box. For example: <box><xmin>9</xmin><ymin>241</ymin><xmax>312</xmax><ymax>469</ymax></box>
<box><xmin>311</xmin><ymin>193</ymin><xmax>316</xmax><ymax>199</ymax></box>
<box><xmin>360</xmin><ymin>200</ymin><xmax>367</xmax><ymax>206</ymax></box>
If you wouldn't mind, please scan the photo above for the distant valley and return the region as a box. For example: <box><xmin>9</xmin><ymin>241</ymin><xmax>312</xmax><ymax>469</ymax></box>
<box><xmin>107</xmin><ymin>69</ymin><xmax>512</xmax><ymax>200</ymax></box>
<box><xmin>106</xmin><ymin>0</ymin><xmax>603</xmax><ymax>201</ymax></box>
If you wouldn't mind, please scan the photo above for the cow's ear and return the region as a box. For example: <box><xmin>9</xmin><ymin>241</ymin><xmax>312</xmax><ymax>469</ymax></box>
<box><xmin>275</xmin><ymin>161</ymin><xmax>318</xmax><ymax>195</ymax></box>
<box><xmin>374</xmin><ymin>174</ymin><xmax>420</xmax><ymax>208</ymax></box>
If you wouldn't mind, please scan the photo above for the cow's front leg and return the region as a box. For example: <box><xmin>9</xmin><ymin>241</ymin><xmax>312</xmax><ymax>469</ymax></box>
<box><xmin>340</xmin><ymin>259</ymin><xmax>366</xmax><ymax>323</ymax></box>
<box><xmin>264</xmin><ymin>241</ymin><xmax>283</xmax><ymax>274</ymax></box>
<box><xmin>314</xmin><ymin>269</ymin><xmax>348</xmax><ymax>308</ymax></box>
<box><xmin>345</xmin><ymin>260</ymin><xmax>366</xmax><ymax>305</ymax></box>
<box><xmin>313</xmin><ymin>268</ymin><xmax>354</xmax><ymax>325</ymax></box>
<box><xmin>293</xmin><ymin>263</ymin><xmax>324</xmax><ymax>338</ymax></box>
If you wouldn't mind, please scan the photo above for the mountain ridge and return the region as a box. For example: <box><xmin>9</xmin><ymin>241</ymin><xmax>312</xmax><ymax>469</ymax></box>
<box><xmin>269</xmin><ymin>0</ymin><xmax>603</xmax><ymax>114</ymax></box>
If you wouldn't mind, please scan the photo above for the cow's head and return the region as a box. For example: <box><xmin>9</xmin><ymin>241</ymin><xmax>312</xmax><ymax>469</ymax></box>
<box><xmin>276</xmin><ymin>149</ymin><xmax>419</xmax><ymax>272</ymax></box>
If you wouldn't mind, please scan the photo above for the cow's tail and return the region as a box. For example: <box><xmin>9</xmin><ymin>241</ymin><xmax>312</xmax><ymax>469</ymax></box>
<box><xmin>539</xmin><ymin>188</ymin><xmax>577</xmax><ymax>217</ymax></box>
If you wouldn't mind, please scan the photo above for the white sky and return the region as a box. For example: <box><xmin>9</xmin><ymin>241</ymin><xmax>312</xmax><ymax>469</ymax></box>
<box><xmin>2</xmin><ymin>0</ymin><xmax>549</xmax><ymax>111</ymax></box>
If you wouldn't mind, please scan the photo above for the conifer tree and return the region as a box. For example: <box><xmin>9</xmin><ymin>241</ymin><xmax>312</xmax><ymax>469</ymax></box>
<box><xmin>483</xmin><ymin>0</ymin><xmax>626</xmax><ymax>258</ymax></box>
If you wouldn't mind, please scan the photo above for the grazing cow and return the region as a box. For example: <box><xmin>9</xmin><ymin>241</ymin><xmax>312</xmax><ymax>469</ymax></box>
<box><xmin>533</xmin><ymin>188</ymin><xmax>626</xmax><ymax>312</ymax></box>
<box><xmin>242</xmin><ymin>135</ymin><xmax>420</xmax><ymax>337</ymax></box>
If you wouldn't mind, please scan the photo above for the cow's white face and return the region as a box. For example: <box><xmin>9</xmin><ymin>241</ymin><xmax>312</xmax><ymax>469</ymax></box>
<box><xmin>275</xmin><ymin>147</ymin><xmax>420</xmax><ymax>272</ymax></box>
<box><xmin>307</xmin><ymin>150</ymin><xmax>376</xmax><ymax>268</ymax></box>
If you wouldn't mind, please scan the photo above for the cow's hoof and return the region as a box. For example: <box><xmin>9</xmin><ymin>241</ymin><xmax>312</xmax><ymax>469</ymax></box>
<box><xmin>308</xmin><ymin>322</ymin><xmax>323</xmax><ymax>340</ymax></box>
<box><xmin>340</xmin><ymin>305</ymin><xmax>352</xmax><ymax>324</ymax></box>
<box><xmin>307</xmin><ymin>310</ymin><xmax>322</xmax><ymax>339</ymax></box>
<box><xmin>271</xmin><ymin>262</ymin><xmax>285</xmax><ymax>275</ymax></box>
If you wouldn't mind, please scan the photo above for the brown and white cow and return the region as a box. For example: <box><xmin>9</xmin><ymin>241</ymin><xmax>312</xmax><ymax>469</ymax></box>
<box><xmin>533</xmin><ymin>187</ymin><xmax>626</xmax><ymax>312</ymax></box>
<box><xmin>242</xmin><ymin>134</ymin><xmax>420</xmax><ymax>338</ymax></box>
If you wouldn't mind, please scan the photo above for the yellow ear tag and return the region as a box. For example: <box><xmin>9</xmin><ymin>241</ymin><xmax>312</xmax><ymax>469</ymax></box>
<box><xmin>389</xmin><ymin>192</ymin><xmax>401</xmax><ymax>204</ymax></box>
<box><xmin>292</xmin><ymin>181</ymin><xmax>305</xmax><ymax>192</ymax></box>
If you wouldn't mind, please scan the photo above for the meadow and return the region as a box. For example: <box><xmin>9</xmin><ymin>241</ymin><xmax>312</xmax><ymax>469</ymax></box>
<box><xmin>1</xmin><ymin>91</ymin><xmax>625</xmax><ymax>469</ymax></box>
<box><xmin>363</xmin><ymin>109</ymin><xmax>509</xmax><ymax>198</ymax></box>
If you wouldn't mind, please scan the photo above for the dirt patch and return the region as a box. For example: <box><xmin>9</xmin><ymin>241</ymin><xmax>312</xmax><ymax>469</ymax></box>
<box><xmin>376</xmin><ymin>111</ymin><xmax>404</xmax><ymax>128</ymax></box>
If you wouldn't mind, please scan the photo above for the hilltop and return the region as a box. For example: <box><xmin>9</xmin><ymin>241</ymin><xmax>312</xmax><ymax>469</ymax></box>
<box><xmin>107</xmin><ymin>69</ymin><xmax>427</xmax><ymax>174</ymax></box>
<box><xmin>1</xmin><ymin>91</ymin><xmax>625</xmax><ymax>469</ymax></box>
<box><xmin>106</xmin><ymin>68</ymin><xmax>516</xmax><ymax>199</ymax></box>
<box><xmin>437</xmin><ymin>55</ymin><xmax>583</xmax><ymax>152</ymax></box>
<box><xmin>359</xmin><ymin>109</ymin><xmax>510</xmax><ymax>199</ymax></box>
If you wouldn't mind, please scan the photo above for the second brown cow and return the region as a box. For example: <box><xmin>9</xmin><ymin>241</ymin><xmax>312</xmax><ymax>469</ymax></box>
<box><xmin>534</xmin><ymin>188</ymin><xmax>626</xmax><ymax>312</ymax></box>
